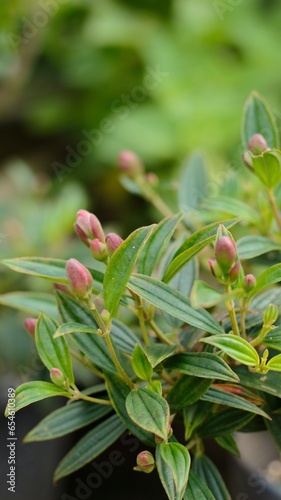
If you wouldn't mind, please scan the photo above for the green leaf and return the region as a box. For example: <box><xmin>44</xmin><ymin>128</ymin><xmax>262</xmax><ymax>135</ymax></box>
<box><xmin>163</xmin><ymin>218</ymin><xmax>239</xmax><ymax>283</ymax></box>
<box><xmin>201</xmin><ymin>334</ymin><xmax>259</xmax><ymax>366</ymax></box>
<box><xmin>198</xmin><ymin>408</ymin><xmax>254</xmax><ymax>438</ymax></box>
<box><xmin>237</xmin><ymin>235</ymin><xmax>281</xmax><ymax>259</ymax></box>
<box><xmin>263</xmin><ymin>393</ymin><xmax>281</xmax><ymax>454</ymax></box>
<box><xmin>56</xmin><ymin>291</ymin><xmax>118</xmax><ymax>374</ymax></box>
<box><xmin>178</xmin><ymin>152</ymin><xmax>208</xmax><ymax>222</ymax></box>
<box><xmin>167</xmin><ymin>375</ymin><xmax>212</xmax><ymax>413</ymax></box>
<box><xmin>5</xmin><ymin>381</ymin><xmax>70</xmax><ymax>415</ymax></box>
<box><xmin>0</xmin><ymin>292</ymin><xmax>58</xmax><ymax>318</ymax></box>
<box><xmin>164</xmin><ymin>353</ymin><xmax>239</xmax><ymax>383</ymax></box>
<box><xmin>137</xmin><ymin>214</ymin><xmax>183</xmax><ymax>276</ymax></box>
<box><xmin>183</xmin><ymin>401</ymin><xmax>213</xmax><ymax>440</ymax></box>
<box><xmin>131</xmin><ymin>344</ymin><xmax>153</xmax><ymax>381</ymax></box>
<box><xmin>242</xmin><ymin>91</ymin><xmax>279</xmax><ymax>149</ymax></box>
<box><xmin>191</xmin><ymin>280</ymin><xmax>222</xmax><ymax>309</ymax></box>
<box><xmin>36</xmin><ymin>314</ymin><xmax>74</xmax><ymax>384</ymax></box>
<box><xmin>145</xmin><ymin>344</ymin><xmax>177</xmax><ymax>368</ymax></box>
<box><xmin>201</xmin><ymin>387</ymin><xmax>270</xmax><ymax>419</ymax></box>
<box><xmin>105</xmin><ymin>372</ymin><xmax>155</xmax><ymax>446</ymax></box>
<box><xmin>201</xmin><ymin>196</ymin><xmax>260</xmax><ymax>225</ymax></box>
<box><xmin>103</xmin><ymin>225</ymin><xmax>154</xmax><ymax>316</ymax></box>
<box><xmin>215</xmin><ymin>435</ymin><xmax>240</xmax><ymax>458</ymax></box>
<box><xmin>156</xmin><ymin>443</ymin><xmax>176</xmax><ymax>500</ymax></box>
<box><xmin>184</xmin><ymin>470</ymin><xmax>216</xmax><ymax>500</ymax></box>
<box><xmin>234</xmin><ymin>365</ymin><xmax>281</xmax><ymax>398</ymax></box>
<box><xmin>1</xmin><ymin>257</ymin><xmax>104</xmax><ymax>293</ymax></box>
<box><xmin>248</xmin><ymin>264</ymin><xmax>281</xmax><ymax>301</ymax></box>
<box><xmin>263</xmin><ymin>328</ymin><xmax>281</xmax><ymax>351</ymax></box>
<box><xmin>251</xmin><ymin>150</ymin><xmax>281</xmax><ymax>188</ymax></box>
<box><xmin>128</xmin><ymin>275</ymin><xmax>224</xmax><ymax>335</ymax></box>
<box><xmin>159</xmin><ymin>442</ymin><xmax>190</xmax><ymax>500</ymax></box>
<box><xmin>192</xmin><ymin>455</ymin><xmax>231</xmax><ymax>500</ymax></box>
<box><xmin>110</xmin><ymin>318</ymin><xmax>140</xmax><ymax>355</ymax></box>
<box><xmin>54</xmin><ymin>322</ymin><xmax>98</xmax><ymax>338</ymax></box>
<box><xmin>54</xmin><ymin>414</ymin><xmax>125</xmax><ymax>481</ymax></box>
<box><xmin>24</xmin><ymin>399</ymin><xmax>112</xmax><ymax>441</ymax></box>
<box><xmin>126</xmin><ymin>388</ymin><xmax>170</xmax><ymax>440</ymax></box>
<box><xmin>267</xmin><ymin>354</ymin><xmax>281</xmax><ymax>372</ymax></box>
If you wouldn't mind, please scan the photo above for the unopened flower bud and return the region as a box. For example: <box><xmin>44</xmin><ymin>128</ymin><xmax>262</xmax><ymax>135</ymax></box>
<box><xmin>105</xmin><ymin>233</ymin><xmax>123</xmax><ymax>256</ymax></box>
<box><xmin>242</xmin><ymin>151</ymin><xmax>254</xmax><ymax>170</ymax></box>
<box><xmin>215</xmin><ymin>236</ymin><xmax>237</xmax><ymax>274</ymax></box>
<box><xmin>66</xmin><ymin>258</ymin><xmax>93</xmax><ymax>300</ymax></box>
<box><xmin>263</xmin><ymin>303</ymin><xmax>278</xmax><ymax>326</ymax></box>
<box><xmin>50</xmin><ymin>368</ymin><xmax>65</xmax><ymax>387</ymax></box>
<box><xmin>208</xmin><ymin>259</ymin><xmax>223</xmax><ymax>280</ymax></box>
<box><xmin>101</xmin><ymin>309</ymin><xmax>111</xmax><ymax>326</ymax></box>
<box><xmin>89</xmin><ymin>214</ymin><xmax>105</xmax><ymax>243</ymax></box>
<box><xmin>228</xmin><ymin>261</ymin><xmax>240</xmax><ymax>284</ymax></box>
<box><xmin>90</xmin><ymin>239</ymin><xmax>108</xmax><ymax>262</ymax></box>
<box><xmin>74</xmin><ymin>210</ymin><xmax>105</xmax><ymax>246</ymax></box>
<box><xmin>248</xmin><ymin>134</ymin><xmax>268</xmax><ymax>156</ymax></box>
<box><xmin>146</xmin><ymin>172</ymin><xmax>159</xmax><ymax>186</ymax></box>
<box><xmin>118</xmin><ymin>151</ymin><xmax>144</xmax><ymax>177</ymax></box>
<box><xmin>135</xmin><ymin>451</ymin><xmax>155</xmax><ymax>473</ymax></box>
<box><xmin>24</xmin><ymin>318</ymin><xmax>37</xmax><ymax>337</ymax></box>
<box><xmin>242</xmin><ymin>274</ymin><xmax>256</xmax><ymax>293</ymax></box>
<box><xmin>54</xmin><ymin>283</ymin><xmax>71</xmax><ymax>294</ymax></box>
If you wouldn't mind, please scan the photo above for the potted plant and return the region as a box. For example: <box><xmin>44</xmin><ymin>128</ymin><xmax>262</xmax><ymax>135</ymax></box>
<box><xmin>3</xmin><ymin>91</ymin><xmax>281</xmax><ymax>499</ymax></box>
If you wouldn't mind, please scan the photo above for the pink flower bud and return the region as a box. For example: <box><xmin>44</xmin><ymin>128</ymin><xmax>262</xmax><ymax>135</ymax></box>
<box><xmin>89</xmin><ymin>214</ymin><xmax>105</xmax><ymax>243</ymax></box>
<box><xmin>50</xmin><ymin>368</ymin><xmax>65</xmax><ymax>387</ymax></box>
<box><xmin>242</xmin><ymin>274</ymin><xmax>256</xmax><ymax>292</ymax></box>
<box><xmin>105</xmin><ymin>233</ymin><xmax>123</xmax><ymax>256</ymax></box>
<box><xmin>74</xmin><ymin>210</ymin><xmax>105</xmax><ymax>245</ymax></box>
<box><xmin>208</xmin><ymin>259</ymin><xmax>223</xmax><ymax>280</ymax></box>
<box><xmin>65</xmin><ymin>258</ymin><xmax>93</xmax><ymax>300</ymax></box>
<box><xmin>146</xmin><ymin>172</ymin><xmax>159</xmax><ymax>186</ymax></box>
<box><xmin>136</xmin><ymin>451</ymin><xmax>155</xmax><ymax>473</ymax></box>
<box><xmin>248</xmin><ymin>134</ymin><xmax>268</xmax><ymax>155</ymax></box>
<box><xmin>54</xmin><ymin>283</ymin><xmax>71</xmax><ymax>294</ymax></box>
<box><xmin>215</xmin><ymin>236</ymin><xmax>237</xmax><ymax>274</ymax></box>
<box><xmin>24</xmin><ymin>318</ymin><xmax>37</xmax><ymax>337</ymax></box>
<box><xmin>118</xmin><ymin>151</ymin><xmax>144</xmax><ymax>177</ymax></box>
<box><xmin>228</xmin><ymin>261</ymin><xmax>240</xmax><ymax>284</ymax></box>
<box><xmin>74</xmin><ymin>222</ymin><xmax>90</xmax><ymax>247</ymax></box>
<box><xmin>90</xmin><ymin>239</ymin><xmax>108</xmax><ymax>262</ymax></box>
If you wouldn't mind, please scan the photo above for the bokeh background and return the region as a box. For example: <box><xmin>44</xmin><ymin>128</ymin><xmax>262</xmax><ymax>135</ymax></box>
<box><xmin>1</xmin><ymin>1</ymin><xmax>281</xmax><ymax>499</ymax></box>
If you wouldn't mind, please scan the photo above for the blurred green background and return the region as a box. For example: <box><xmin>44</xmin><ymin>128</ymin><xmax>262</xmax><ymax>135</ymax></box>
<box><xmin>1</xmin><ymin>0</ymin><xmax>281</xmax><ymax>377</ymax></box>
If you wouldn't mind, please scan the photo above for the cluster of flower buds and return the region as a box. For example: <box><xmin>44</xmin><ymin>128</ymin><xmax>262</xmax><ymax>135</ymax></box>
<box><xmin>134</xmin><ymin>451</ymin><xmax>155</xmax><ymax>474</ymax></box>
<box><xmin>208</xmin><ymin>225</ymin><xmax>240</xmax><ymax>284</ymax></box>
<box><xmin>66</xmin><ymin>258</ymin><xmax>93</xmax><ymax>301</ymax></box>
<box><xmin>242</xmin><ymin>133</ymin><xmax>281</xmax><ymax>189</ymax></box>
<box><xmin>24</xmin><ymin>317</ymin><xmax>37</xmax><ymax>337</ymax></box>
<box><xmin>118</xmin><ymin>150</ymin><xmax>159</xmax><ymax>186</ymax></box>
<box><xmin>74</xmin><ymin>209</ymin><xmax>123</xmax><ymax>262</ymax></box>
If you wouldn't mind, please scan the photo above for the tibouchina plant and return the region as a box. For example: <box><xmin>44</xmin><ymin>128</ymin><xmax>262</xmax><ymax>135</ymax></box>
<box><xmin>3</xmin><ymin>92</ymin><xmax>281</xmax><ymax>499</ymax></box>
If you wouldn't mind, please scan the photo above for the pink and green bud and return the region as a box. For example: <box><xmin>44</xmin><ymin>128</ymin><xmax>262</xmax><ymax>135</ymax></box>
<box><xmin>263</xmin><ymin>303</ymin><xmax>278</xmax><ymax>326</ymax></box>
<box><xmin>89</xmin><ymin>214</ymin><xmax>105</xmax><ymax>243</ymax></box>
<box><xmin>208</xmin><ymin>259</ymin><xmax>223</xmax><ymax>280</ymax></box>
<box><xmin>248</xmin><ymin>134</ymin><xmax>268</xmax><ymax>156</ymax></box>
<box><xmin>105</xmin><ymin>233</ymin><xmax>123</xmax><ymax>256</ymax></box>
<box><xmin>101</xmin><ymin>309</ymin><xmax>111</xmax><ymax>326</ymax></box>
<box><xmin>54</xmin><ymin>283</ymin><xmax>71</xmax><ymax>294</ymax></box>
<box><xmin>242</xmin><ymin>151</ymin><xmax>254</xmax><ymax>170</ymax></box>
<box><xmin>228</xmin><ymin>261</ymin><xmax>240</xmax><ymax>284</ymax></box>
<box><xmin>135</xmin><ymin>451</ymin><xmax>155</xmax><ymax>473</ymax></box>
<box><xmin>242</xmin><ymin>274</ymin><xmax>256</xmax><ymax>293</ymax></box>
<box><xmin>24</xmin><ymin>317</ymin><xmax>37</xmax><ymax>337</ymax></box>
<box><xmin>65</xmin><ymin>258</ymin><xmax>93</xmax><ymax>300</ymax></box>
<box><xmin>118</xmin><ymin>151</ymin><xmax>144</xmax><ymax>177</ymax></box>
<box><xmin>215</xmin><ymin>236</ymin><xmax>237</xmax><ymax>274</ymax></box>
<box><xmin>75</xmin><ymin>210</ymin><xmax>105</xmax><ymax>245</ymax></box>
<box><xmin>50</xmin><ymin>368</ymin><xmax>65</xmax><ymax>387</ymax></box>
<box><xmin>146</xmin><ymin>172</ymin><xmax>159</xmax><ymax>186</ymax></box>
<box><xmin>90</xmin><ymin>239</ymin><xmax>108</xmax><ymax>262</ymax></box>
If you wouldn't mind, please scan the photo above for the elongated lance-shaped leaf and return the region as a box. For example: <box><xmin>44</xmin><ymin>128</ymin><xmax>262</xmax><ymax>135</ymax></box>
<box><xmin>267</xmin><ymin>354</ymin><xmax>281</xmax><ymax>372</ymax></box>
<box><xmin>167</xmin><ymin>375</ymin><xmax>212</xmax><ymax>413</ymax></box>
<box><xmin>201</xmin><ymin>387</ymin><xmax>270</xmax><ymax>419</ymax></box>
<box><xmin>192</xmin><ymin>455</ymin><xmax>231</xmax><ymax>500</ymax></box>
<box><xmin>138</xmin><ymin>213</ymin><xmax>183</xmax><ymax>276</ymax></box>
<box><xmin>126</xmin><ymin>388</ymin><xmax>170</xmax><ymax>441</ymax></box>
<box><xmin>178</xmin><ymin>152</ymin><xmax>208</xmax><ymax>224</ymax></box>
<box><xmin>158</xmin><ymin>442</ymin><xmax>190</xmax><ymax>500</ymax></box>
<box><xmin>24</xmin><ymin>399</ymin><xmax>112</xmax><ymax>441</ymax></box>
<box><xmin>105</xmin><ymin>372</ymin><xmax>155</xmax><ymax>446</ymax></box>
<box><xmin>1</xmin><ymin>257</ymin><xmax>104</xmax><ymax>293</ymax></box>
<box><xmin>234</xmin><ymin>365</ymin><xmax>281</xmax><ymax>399</ymax></box>
<box><xmin>248</xmin><ymin>263</ymin><xmax>281</xmax><ymax>301</ymax></box>
<box><xmin>36</xmin><ymin>314</ymin><xmax>74</xmax><ymax>384</ymax></box>
<box><xmin>184</xmin><ymin>470</ymin><xmax>216</xmax><ymax>500</ymax></box>
<box><xmin>242</xmin><ymin>91</ymin><xmax>279</xmax><ymax>149</ymax></box>
<box><xmin>215</xmin><ymin>434</ymin><xmax>240</xmax><ymax>457</ymax></box>
<box><xmin>201</xmin><ymin>334</ymin><xmax>259</xmax><ymax>366</ymax></box>
<box><xmin>237</xmin><ymin>236</ymin><xmax>281</xmax><ymax>260</ymax></box>
<box><xmin>197</xmin><ymin>408</ymin><xmax>254</xmax><ymax>439</ymax></box>
<box><xmin>145</xmin><ymin>344</ymin><xmax>177</xmax><ymax>368</ymax></box>
<box><xmin>5</xmin><ymin>381</ymin><xmax>70</xmax><ymax>415</ymax></box>
<box><xmin>54</xmin><ymin>414</ymin><xmax>125</xmax><ymax>481</ymax></box>
<box><xmin>54</xmin><ymin>322</ymin><xmax>98</xmax><ymax>338</ymax></box>
<box><xmin>156</xmin><ymin>443</ymin><xmax>176</xmax><ymax>500</ymax></box>
<box><xmin>128</xmin><ymin>274</ymin><xmax>224</xmax><ymax>335</ymax></box>
<box><xmin>163</xmin><ymin>218</ymin><xmax>239</xmax><ymax>283</ymax></box>
<box><xmin>201</xmin><ymin>196</ymin><xmax>260</xmax><ymax>225</ymax></box>
<box><xmin>131</xmin><ymin>344</ymin><xmax>153</xmax><ymax>381</ymax></box>
<box><xmin>0</xmin><ymin>292</ymin><xmax>58</xmax><ymax>318</ymax></box>
<box><xmin>103</xmin><ymin>225</ymin><xmax>155</xmax><ymax>316</ymax></box>
<box><xmin>164</xmin><ymin>353</ymin><xmax>239</xmax><ymax>382</ymax></box>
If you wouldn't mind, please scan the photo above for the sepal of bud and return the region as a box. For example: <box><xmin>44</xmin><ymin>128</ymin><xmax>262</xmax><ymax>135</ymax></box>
<box><xmin>105</xmin><ymin>233</ymin><xmax>123</xmax><ymax>256</ymax></box>
<box><xmin>50</xmin><ymin>368</ymin><xmax>66</xmax><ymax>387</ymax></box>
<box><xmin>89</xmin><ymin>214</ymin><xmax>105</xmax><ymax>243</ymax></box>
<box><xmin>263</xmin><ymin>303</ymin><xmax>278</xmax><ymax>326</ymax></box>
<box><xmin>242</xmin><ymin>152</ymin><xmax>254</xmax><ymax>170</ymax></box>
<box><xmin>66</xmin><ymin>258</ymin><xmax>93</xmax><ymax>300</ymax></box>
<box><xmin>228</xmin><ymin>261</ymin><xmax>240</xmax><ymax>284</ymax></box>
<box><xmin>248</xmin><ymin>134</ymin><xmax>268</xmax><ymax>155</ymax></box>
<box><xmin>101</xmin><ymin>309</ymin><xmax>111</xmax><ymax>328</ymax></box>
<box><xmin>242</xmin><ymin>274</ymin><xmax>256</xmax><ymax>293</ymax></box>
<box><xmin>90</xmin><ymin>239</ymin><xmax>108</xmax><ymax>262</ymax></box>
<box><xmin>24</xmin><ymin>318</ymin><xmax>37</xmax><ymax>337</ymax></box>
<box><xmin>215</xmin><ymin>236</ymin><xmax>237</xmax><ymax>274</ymax></box>
<box><xmin>208</xmin><ymin>259</ymin><xmax>223</xmax><ymax>281</ymax></box>
<box><xmin>118</xmin><ymin>151</ymin><xmax>144</xmax><ymax>178</ymax></box>
<box><xmin>134</xmin><ymin>451</ymin><xmax>155</xmax><ymax>474</ymax></box>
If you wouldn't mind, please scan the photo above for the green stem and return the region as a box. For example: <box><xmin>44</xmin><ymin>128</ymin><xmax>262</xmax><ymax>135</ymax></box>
<box><xmin>224</xmin><ymin>285</ymin><xmax>240</xmax><ymax>336</ymax></box>
<box><xmin>149</xmin><ymin>320</ymin><xmax>177</xmax><ymax>346</ymax></box>
<box><xmin>250</xmin><ymin>325</ymin><xmax>272</xmax><ymax>347</ymax></box>
<box><xmin>104</xmin><ymin>332</ymin><xmax>135</xmax><ymax>389</ymax></box>
<box><xmin>267</xmin><ymin>189</ymin><xmax>281</xmax><ymax>232</ymax></box>
<box><xmin>135</xmin><ymin>296</ymin><xmax>150</xmax><ymax>346</ymax></box>
<box><xmin>77</xmin><ymin>392</ymin><xmax>112</xmax><ymax>406</ymax></box>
